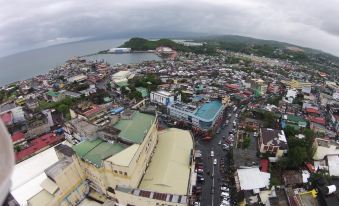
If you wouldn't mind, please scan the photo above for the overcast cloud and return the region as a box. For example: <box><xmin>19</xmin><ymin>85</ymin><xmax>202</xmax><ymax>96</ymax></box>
<box><xmin>1</xmin><ymin>0</ymin><xmax>339</xmax><ymax>57</ymax></box>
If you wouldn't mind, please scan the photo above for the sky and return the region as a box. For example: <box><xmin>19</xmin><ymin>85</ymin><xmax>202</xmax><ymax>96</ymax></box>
<box><xmin>1</xmin><ymin>0</ymin><xmax>339</xmax><ymax>57</ymax></box>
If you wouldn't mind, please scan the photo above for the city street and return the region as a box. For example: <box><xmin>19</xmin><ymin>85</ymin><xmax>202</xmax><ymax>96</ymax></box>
<box><xmin>195</xmin><ymin>110</ymin><xmax>237</xmax><ymax>206</ymax></box>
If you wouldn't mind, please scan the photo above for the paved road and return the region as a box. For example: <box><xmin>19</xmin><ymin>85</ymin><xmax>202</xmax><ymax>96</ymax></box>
<box><xmin>195</xmin><ymin>110</ymin><xmax>237</xmax><ymax>206</ymax></box>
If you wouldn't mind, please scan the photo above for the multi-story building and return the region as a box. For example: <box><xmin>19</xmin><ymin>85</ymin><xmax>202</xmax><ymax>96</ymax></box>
<box><xmin>28</xmin><ymin>111</ymin><xmax>194</xmax><ymax>206</ymax></box>
<box><xmin>258</xmin><ymin>128</ymin><xmax>288</xmax><ymax>158</ymax></box>
<box><xmin>167</xmin><ymin>100</ymin><xmax>224</xmax><ymax>130</ymax></box>
<box><xmin>150</xmin><ymin>90</ymin><xmax>175</xmax><ymax>106</ymax></box>
<box><xmin>288</xmin><ymin>80</ymin><xmax>312</xmax><ymax>90</ymax></box>
<box><xmin>250</xmin><ymin>79</ymin><xmax>268</xmax><ymax>96</ymax></box>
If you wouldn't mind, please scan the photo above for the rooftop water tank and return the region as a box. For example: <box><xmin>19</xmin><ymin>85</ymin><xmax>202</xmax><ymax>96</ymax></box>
<box><xmin>326</xmin><ymin>185</ymin><xmax>336</xmax><ymax>194</ymax></box>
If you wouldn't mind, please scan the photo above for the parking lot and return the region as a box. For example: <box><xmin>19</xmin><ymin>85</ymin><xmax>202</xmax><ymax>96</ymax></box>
<box><xmin>193</xmin><ymin>107</ymin><xmax>239</xmax><ymax>206</ymax></box>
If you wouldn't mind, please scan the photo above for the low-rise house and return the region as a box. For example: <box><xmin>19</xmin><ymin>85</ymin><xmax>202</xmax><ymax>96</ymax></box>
<box><xmin>25</xmin><ymin>98</ymin><xmax>39</xmax><ymax>110</ymax></box>
<box><xmin>258</xmin><ymin>128</ymin><xmax>288</xmax><ymax>157</ymax></box>
<box><xmin>45</xmin><ymin>90</ymin><xmax>65</xmax><ymax>102</ymax></box>
<box><xmin>313</xmin><ymin>138</ymin><xmax>339</xmax><ymax>161</ymax></box>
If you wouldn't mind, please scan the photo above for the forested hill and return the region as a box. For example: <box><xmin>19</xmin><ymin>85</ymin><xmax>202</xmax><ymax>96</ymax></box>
<box><xmin>120</xmin><ymin>37</ymin><xmax>216</xmax><ymax>55</ymax></box>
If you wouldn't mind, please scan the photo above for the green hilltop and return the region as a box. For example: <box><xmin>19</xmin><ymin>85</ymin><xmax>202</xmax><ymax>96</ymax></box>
<box><xmin>120</xmin><ymin>37</ymin><xmax>216</xmax><ymax>55</ymax></box>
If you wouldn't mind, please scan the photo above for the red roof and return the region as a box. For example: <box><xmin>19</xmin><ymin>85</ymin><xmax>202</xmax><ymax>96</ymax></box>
<box><xmin>306</xmin><ymin>108</ymin><xmax>320</xmax><ymax>114</ymax></box>
<box><xmin>11</xmin><ymin>132</ymin><xmax>25</xmax><ymax>143</ymax></box>
<box><xmin>243</xmin><ymin>90</ymin><xmax>253</xmax><ymax>96</ymax></box>
<box><xmin>15</xmin><ymin>133</ymin><xmax>64</xmax><ymax>162</ymax></box>
<box><xmin>305</xmin><ymin>163</ymin><xmax>315</xmax><ymax>173</ymax></box>
<box><xmin>260</xmin><ymin>159</ymin><xmax>269</xmax><ymax>172</ymax></box>
<box><xmin>83</xmin><ymin>105</ymin><xmax>101</xmax><ymax>117</ymax></box>
<box><xmin>225</xmin><ymin>84</ymin><xmax>240</xmax><ymax>90</ymax></box>
<box><xmin>0</xmin><ymin>111</ymin><xmax>13</xmax><ymax>125</ymax></box>
<box><xmin>309</xmin><ymin>117</ymin><xmax>326</xmax><ymax>125</ymax></box>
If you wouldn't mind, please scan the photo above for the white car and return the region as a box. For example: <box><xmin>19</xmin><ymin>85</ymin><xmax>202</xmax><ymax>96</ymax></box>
<box><xmin>213</xmin><ymin>158</ymin><xmax>217</xmax><ymax>165</ymax></box>
<box><xmin>220</xmin><ymin>200</ymin><xmax>230</xmax><ymax>206</ymax></box>
<box><xmin>221</xmin><ymin>192</ymin><xmax>229</xmax><ymax>197</ymax></box>
<box><xmin>211</xmin><ymin>150</ymin><xmax>214</xmax><ymax>157</ymax></box>
<box><xmin>221</xmin><ymin>187</ymin><xmax>229</xmax><ymax>192</ymax></box>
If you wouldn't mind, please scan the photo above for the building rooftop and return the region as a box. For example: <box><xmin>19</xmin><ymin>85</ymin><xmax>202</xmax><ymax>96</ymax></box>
<box><xmin>105</xmin><ymin>144</ymin><xmax>139</xmax><ymax>167</ymax></box>
<box><xmin>136</xmin><ymin>87</ymin><xmax>149</xmax><ymax>98</ymax></box>
<box><xmin>313</xmin><ymin>139</ymin><xmax>339</xmax><ymax>160</ymax></box>
<box><xmin>237</xmin><ymin>168</ymin><xmax>270</xmax><ymax>191</ymax></box>
<box><xmin>139</xmin><ymin>128</ymin><xmax>193</xmax><ymax>195</ymax></box>
<box><xmin>45</xmin><ymin>158</ymin><xmax>72</xmax><ymax>181</ymax></box>
<box><xmin>194</xmin><ymin>101</ymin><xmax>223</xmax><ymax>121</ymax></box>
<box><xmin>46</xmin><ymin>90</ymin><xmax>60</xmax><ymax>97</ymax></box>
<box><xmin>113</xmin><ymin>111</ymin><xmax>155</xmax><ymax>144</ymax></box>
<box><xmin>54</xmin><ymin>144</ymin><xmax>74</xmax><ymax>157</ymax></box>
<box><xmin>261</xmin><ymin>128</ymin><xmax>288</xmax><ymax>149</ymax></box>
<box><xmin>153</xmin><ymin>90</ymin><xmax>172</xmax><ymax>96</ymax></box>
<box><xmin>72</xmin><ymin>139</ymin><xmax>126</xmax><ymax>167</ymax></box>
<box><xmin>27</xmin><ymin>189</ymin><xmax>53</xmax><ymax>206</ymax></box>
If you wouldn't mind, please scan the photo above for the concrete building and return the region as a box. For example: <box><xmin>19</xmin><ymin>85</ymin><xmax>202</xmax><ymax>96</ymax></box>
<box><xmin>250</xmin><ymin>79</ymin><xmax>268</xmax><ymax>96</ymax></box>
<box><xmin>28</xmin><ymin>112</ymin><xmax>194</xmax><ymax>206</ymax></box>
<box><xmin>46</xmin><ymin>90</ymin><xmax>66</xmax><ymax>102</ymax></box>
<box><xmin>0</xmin><ymin>103</ymin><xmax>25</xmax><ymax>123</ymax></box>
<box><xmin>167</xmin><ymin>100</ymin><xmax>224</xmax><ymax>130</ymax></box>
<box><xmin>67</xmin><ymin>74</ymin><xmax>87</xmax><ymax>83</ymax></box>
<box><xmin>27</xmin><ymin>145</ymin><xmax>88</xmax><ymax>206</ymax></box>
<box><xmin>288</xmin><ymin>80</ymin><xmax>312</xmax><ymax>90</ymax></box>
<box><xmin>111</xmin><ymin>71</ymin><xmax>131</xmax><ymax>82</ymax></box>
<box><xmin>258</xmin><ymin>128</ymin><xmax>288</xmax><ymax>158</ymax></box>
<box><xmin>150</xmin><ymin>90</ymin><xmax>174</xmax><ymax>106</ymax></box>
<box><xmin>313</xmin><ymin>138</ymin><xmax>339</xmax><ymax>161</ymax></box>
<box><xmin>108</xmin><ymin>48</ymin><xmax>131</xmax><ymax>53</ymax></box>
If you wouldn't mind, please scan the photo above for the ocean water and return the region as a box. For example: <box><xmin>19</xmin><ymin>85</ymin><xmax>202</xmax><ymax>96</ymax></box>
<box><xmin>0</xmin><ymin>39</ymin><xmax>161</xmax><ymax>86</ymax></box>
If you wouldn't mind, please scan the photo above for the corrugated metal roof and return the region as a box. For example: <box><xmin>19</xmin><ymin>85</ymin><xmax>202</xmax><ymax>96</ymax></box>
<box><xmin>113</xmin><ymin>111</ymin><xmax>155</xmax><ymax>144</ymax></box>
<box><xmin>105</xmin><ymin>144</ymin><xmax>139</xmax><ymax>166</ymax></box>
<box><xmin>139</xmin><ymin>128</ymin><xmax>193</xmax><ymax>195</ymax></box>
<box><xmin>72</xmin><ymin>139</ymin><xmax>126</xmax><ymax>167</ymax></box>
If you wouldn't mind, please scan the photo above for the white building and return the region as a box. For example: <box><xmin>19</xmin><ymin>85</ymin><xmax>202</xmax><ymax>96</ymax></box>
<box><xmin>111</xmin><ymin>70</ymin><xmax>132</xmax><ymax>82</ymax></box>
<box><xmin>67</xmin><ymin>74</ymin><xmax>87</xmax><ymax>83</ymax></box>
<box><xmin>150</xmin><ymin>90</ymin><xmax>175</xmax><ymax>106</ymax></box>
<box><xmin>108</xmin><ymin>48</ymin><xmax>131</xmax><ymax>53</ymax></box>
<box><xmin>283</xmin><ymin>89</ymin><xmax>298</xmax><ymax>104</ymax></box>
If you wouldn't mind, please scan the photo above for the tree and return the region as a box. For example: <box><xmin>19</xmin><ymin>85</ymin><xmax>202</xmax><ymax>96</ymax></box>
<box><xmin>242</xmin><ymin>136</ymin><xmax>251</xmax><ymax>149</ymax></box>
<box><xmin>287</xmin><ymin>146</ymin><xmax>307</xmax><ymax>168</ymax></box>
<box><xmin>106</xmin><ymin>82</ymin><xmax>111</xmax><ymax>90</ymax></box>
<box><xmin>284</xmin><ymin>125</ymin><xmax>298</xmax><ymax>138</ymax></box>
<box><xmin>263</xmin><ymin>111</ymin><xmax>276</xmax><ymax>127</ymax></box>
<box><xmin>120</xmin><ymin>86</ymin><xmax>129</xmax><ymax>95</ymax></box>
<box><xmin>57</xmin><ymin>104</ymin><xmax>70</xmax><ymax>115</ymax></box>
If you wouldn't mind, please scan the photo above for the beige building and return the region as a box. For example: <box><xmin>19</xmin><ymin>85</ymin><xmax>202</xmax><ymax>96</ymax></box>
<box><xmin>28</xmin><ymin>111</ymin><xmax>194</xmax><ymax>206</ymax></box>
<box><xmin>27</xmin><ymin>145</ymin><xmax>88</xmax><ymax>206</ymax></box>
<box><xmin>288</xmin><ymin>80</ymin><xmax>312</xmax><ymax>90</ymax></box>
<box><xmin>258</xmin><ymin>128</ymin><xmax>288</xmax><ymax>158</ymax></box>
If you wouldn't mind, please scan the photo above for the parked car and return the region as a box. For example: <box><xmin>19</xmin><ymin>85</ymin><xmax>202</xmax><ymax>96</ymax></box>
<box><xmin>221</xmin><ymin>192</ymin><xmax>229</xmax><ymax>197</ymax></box>
<box><xmin>211</xmin><ymin>150</ymin><xmax>214</xmax><ymax>157</ymax></box>
<box><xmin>213</xmin><ymin>158</ymin><xmax>217</xmax><ymax>165</ymax></box>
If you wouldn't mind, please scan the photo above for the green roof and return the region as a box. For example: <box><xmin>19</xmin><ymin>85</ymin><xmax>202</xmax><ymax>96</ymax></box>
<box><xmin>47</xmin><ymin>90</ymin><xmax>60</xmax><ymax>97</ymax></box>
<box><xmin>136</xmin><ymin>87</ymin><xmax>149</xmax><ymax>98</ymax></box>
<box><xmin>72</xmin><ymin>139</ymin><xmax>126</xmax><ymax>167</ymax></box>
<box><xmin>115</xmin><ymin>81</ymin><xmax>129</xmax><ymax>87</ymax></box>
<box><xmin>113</xmin><ymin>111</ymin><xmax>155</xmax><ymax>144</ymax></box>
<box><xmin>287</xmin><ymin>114</ymin><xmax>307</xmax><ymax>124</ymax></box>
<box><xmin>104</xmin><ymin>97</ymin><xmax>112</xmax><ymax>103</ymax></box>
